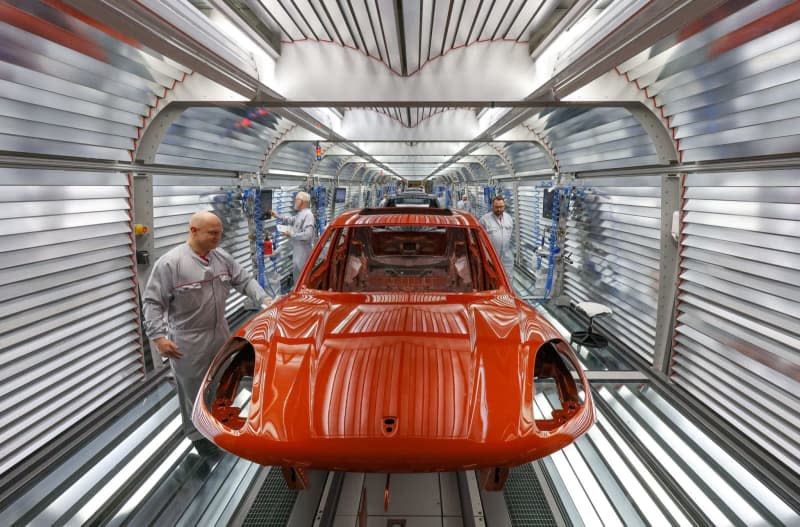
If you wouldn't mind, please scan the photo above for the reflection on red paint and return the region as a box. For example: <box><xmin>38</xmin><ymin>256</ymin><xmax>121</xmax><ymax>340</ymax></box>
<box><xmin>0</xmin><ymin>1</ymin><xmax>106</xmax><ymax>61</ymax></box>
<box><xmin>675</xmin><ymin>0</ymin><xmax>756</xmax><ymax>42</ymax></box>
<box><xmin>40</xmin><ymin>0</ymin><xmax>140</xmax><ymax>47</ymax></box>
<box><xmin>709</xmin><ymin>2</ymin><xmax>800</xmax><ymax>58</ymax></box>
<box><xmin>193</xmin><ymin>209</ymin><xmax>596</xmax><ymax>490</ymax></box>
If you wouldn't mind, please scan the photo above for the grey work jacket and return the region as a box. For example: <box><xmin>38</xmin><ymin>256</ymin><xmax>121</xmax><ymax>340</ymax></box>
<box><xmin>479</xmin><ymin>211</ymin><xmax>515</xmax><ymax>280</ymax></box>
<box><xmin>287</xmin><ymin>207</ymin><xmax>316</xmax><ymax>281</ymax></box>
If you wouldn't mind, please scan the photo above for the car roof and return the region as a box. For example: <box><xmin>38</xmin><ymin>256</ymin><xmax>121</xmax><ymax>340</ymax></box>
<box><xmin>331</xmin><ymin>207</ymin><xmax>480</xmax><ymax>228</ymax></box>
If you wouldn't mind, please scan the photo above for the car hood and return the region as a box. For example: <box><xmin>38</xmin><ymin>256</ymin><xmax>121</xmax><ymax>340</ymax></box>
<box><xmin>239</xmin><ymin>291</ymin><xmax>562</xmax><ymax>442</ymax></box>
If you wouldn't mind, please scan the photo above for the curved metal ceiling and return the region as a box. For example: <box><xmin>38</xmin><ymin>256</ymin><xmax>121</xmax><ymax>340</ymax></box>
<box><xmin>353</xmin><ymin>107</ymin><xmax>461</xmax><ymax>128</ymax></box>
<box><xmin>249</xmin><ymin>0</ymin><xmax>575</xmax><ymax>76</ymax></box>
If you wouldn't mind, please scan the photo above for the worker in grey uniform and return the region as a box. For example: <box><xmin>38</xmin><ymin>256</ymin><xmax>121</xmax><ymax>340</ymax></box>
<box><xmin>142</xmin><ymin>211</ymin><xmax>269</xmax><ymax>457</ymax></box>
<box><xmin>455</xmin><ymin>193</ymin><xmax>470</xmax><ymax>212</ymax></box>
<box><xmin>272</xmin><ymin>191</ymin><xmax>316</xmax><ymax>284</ymax></box>
<box><xmin>479</xmin><ymin>195</ymin><xmax>515</xmax><ymax>282</ymax></box>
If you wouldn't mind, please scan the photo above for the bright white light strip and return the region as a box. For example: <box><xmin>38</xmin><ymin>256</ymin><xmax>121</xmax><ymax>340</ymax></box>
<box><xmin>109</xmin><ymin>435</ymin><xmax>193</xmax><ymax>522</ymax></box>
<box><xmin>268</xmin><ymin>169</ymin><xmax>309</xmax><ymax>177</ymax></box>
<box><xmin>72</xmin><ymin>415</ymin><xmax>185</xmax><ymax>524</ymax></box>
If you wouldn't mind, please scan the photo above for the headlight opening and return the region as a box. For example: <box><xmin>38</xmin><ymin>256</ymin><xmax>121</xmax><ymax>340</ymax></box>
<box><xmin>204</xmin><ymin>338</ymin><xmax>256</xmax><ymax>430</ymax></box>
<box><xmin>532</xmin><ymin>341</ymin><xmax>585</xmax><ymax>431</ymax></box>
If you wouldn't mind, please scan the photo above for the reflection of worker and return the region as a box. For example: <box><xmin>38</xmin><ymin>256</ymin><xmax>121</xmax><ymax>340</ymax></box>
<box><xmin>142</xmin><ymin>211</ymin><xmax>268</xmax><ymax>457</ymax></box>
<box><xmin>454</xmin><ymin>255</ymin><xmax>472</xmax><ymax>287</ymax></box>
<box><xmin>343</xmin><ymin>255</ymin><xmax>363</xmax><ymax>288</ymax></box>
<box><xmin>272</xmin><ymin>191</ymin><xmax>315</xmax><ymax>283</ymax></box>
<box><xmin>479</xmin><ymin>196</ymin><xmax>515</xmax><ymax>280</ymax></box>
<box><xmin>455</xmin><ymin>194</ymin><xmax>470</xmax><ymax>212</ymax></box>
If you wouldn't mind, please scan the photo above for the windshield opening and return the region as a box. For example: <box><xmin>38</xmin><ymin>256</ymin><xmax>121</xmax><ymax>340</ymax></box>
<box><xmin>303</xmin><ymin>225</ymin><xmax>502</xmax><ymax>293</ymax></box>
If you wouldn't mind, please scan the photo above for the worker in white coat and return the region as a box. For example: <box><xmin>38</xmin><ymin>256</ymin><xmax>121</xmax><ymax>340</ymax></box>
<box><xmin>272</xmin><ymin>191</ymin><xmax>316</xmax><ymax>284</ymax></box>
<box><xmin>455</xmin><ymin>193</ymin><xmax>470</xmax><ymax>212</ymax></box>
<box><xmin>142</xmin><ymin>211</ymin><xmax>269</xmax><ymax>457</ymax></box>
<box><xmin>479</xmin><ymin>195</ymin><xmax>515</xmax><ymax>282</ymax></box>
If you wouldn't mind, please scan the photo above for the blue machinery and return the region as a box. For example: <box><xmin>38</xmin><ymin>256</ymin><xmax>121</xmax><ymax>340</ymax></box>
<box><xmin>243</xmin><ymin>187</ymin><xmax>280</xmax><ymax>298</ymax></box>
<box><xmin>543</xmin><ymin>187</ymin><xmax>564</xmax><ymax>298</ymax></box>
<box><xmin>503</xmin><ymin>183</ymin><xmax>569</xmax><ymax>303</ymax></box>
<box><xmin>311</xmin><ymin>186</ymin><xmax>327</xmax><ymax>237</ymax></box>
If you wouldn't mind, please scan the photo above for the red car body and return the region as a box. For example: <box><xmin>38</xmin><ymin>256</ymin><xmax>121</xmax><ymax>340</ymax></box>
<box><xmin>193</xmin><ymin>208</ymin><xmax>594</xmax><ymax>485</ymax></box>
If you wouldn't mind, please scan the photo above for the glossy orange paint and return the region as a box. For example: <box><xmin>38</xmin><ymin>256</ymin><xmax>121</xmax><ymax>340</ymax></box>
<box><xmin>193</xmin><ymin>209</ymin><xmax>595</xmax><ymax>474</ymax></box>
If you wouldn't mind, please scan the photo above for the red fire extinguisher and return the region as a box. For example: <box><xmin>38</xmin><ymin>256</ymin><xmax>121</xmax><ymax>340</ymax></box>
<box><xmin>263</xmin><ymin>238</ymin><xmax>273</xmax><ymax>256</ymax></box>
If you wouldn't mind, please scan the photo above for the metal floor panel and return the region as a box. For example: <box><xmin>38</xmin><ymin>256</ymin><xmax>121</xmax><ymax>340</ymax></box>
<box><xmin>241</xmin><ymin>467</ymin><xmax>299</xmax><ymax>526</ymax></box>
<box><xmin>503</xmin><ymin>464</ymin><xmax>559</xmax><ymax>527</ymax></box>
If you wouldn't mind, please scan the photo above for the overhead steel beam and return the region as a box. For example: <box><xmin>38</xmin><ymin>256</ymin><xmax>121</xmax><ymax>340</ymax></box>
<box><xmin>208</xmin><ymin>0</ymin><xmax>282</xmax><ymax>57</ymax></box>
<box><xmin>529</xmin><ymin>0</ymin><xmax>595</xmax><ymax>60</ymax></box>
<box><xmin>231</xmin><ymin>100</ymin><xmax>636</xmax><ymax>107</ymax></box>
<box><xmin>394</xmin><ymin>0</ymin><xmax>408</xmax><ymax>76</ymax></box>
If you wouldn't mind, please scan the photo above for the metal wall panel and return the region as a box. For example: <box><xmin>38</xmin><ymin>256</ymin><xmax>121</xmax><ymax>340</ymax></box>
<box><xmin>0</xmin><ymin>0</ymin><xmax>186</xmax><ymax>161</ymax></box>
<box><xmin>0</xmin><ymin>167</ymin><xmax>141</xmax><ymax>476</ymax></box>
<box><xmin>315</xmin><ymin>155</ymin><xmax>340</xmax><ymax>177</ymax></box>
<box><xmin>326</xmin><ymin>184</ymin><xmax>335</xmax><ymax>226</ymax></box>
<box><xmin>528</xmin><ymin>108</ymin><xmax>658</xmax><ymax>172</ymax></box>
<box><xmin>151</xmin><ymin>173</ymin><xmax>254</xmax><ymax>320</ymax></box>
<box><xmin>268</xmin><ymin>142</ymin><xmax>315</xmax><ymax>175</ymax></box>
<box><xmin>467</xmin><ymin>162</ymin><xmax>490</xmax><ymax>185</ymax></box>
<box><xmin>361</xmin><ymin>184</ymin><xmax>376</xmax><ymax>208</ymax></box>
<box><xmin>504</xmin><ymin>142</ymin><xmax>552</xmax><ymax>176</ymax></box>
<box><xmin>346</xmin><ymin>182</ymin><xmax>363</xmax><ymax>209</ymax></box>
<box><xmin>673</xmin><ymin>169</ymin><xmax>800</xmax><ymax>475</ymax></box>
<box><xmin>156</xmin><ymin>108</ymin><xmax>287</xmax><ymax>172</ymax></box>
<box><xmin>483</xmin><ymin>155</ymin><xmax>512</xmax><ymax>179</ymax></box>
<box><xmin>338</xmin><ymin>163</ymin><xmax>360</xmax><ymax>186</ymax></box>
<box><xmin>333</xmin><ymin>201</ymin><xmax>346</xmax><ymax>220</ymax></box>
<box><xmin>516</xmin><ymin>181</ymin><xmax>552</xmax><ymax>296</ymax></box>
<box><xmin>466</xmin><ymin>184</ymin><xmax>489</xmax><ymax>218</ymax></box>
<box><xmin>617</xmin><ymin>0</ymin><xmax>800</xmax><ymax>162</ymax></box>
<box><xmin>564</xmin><ymin>175</ymin><xmax>662</xmax><ymax>362</ymax></box>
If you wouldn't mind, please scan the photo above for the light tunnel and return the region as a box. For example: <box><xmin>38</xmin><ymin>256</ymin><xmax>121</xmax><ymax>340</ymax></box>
<box><xmin>0</xmin><ymin>0</ymin><xmax>799</xmax><ymax>525</ymax></box>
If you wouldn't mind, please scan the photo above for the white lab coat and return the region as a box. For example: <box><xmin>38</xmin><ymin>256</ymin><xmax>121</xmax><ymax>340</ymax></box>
<box><xmin>142</xmin><ymin>243</ymin><xmax>268</xmax><ymax>441</ymax></box>
<box><xmin>479</xmin><ymin>211</ymin><xmax>515</xmax><ymax>281</ymax></box>
<box><xmin>286</xmin><ymin>207</ymin><xmax>316</xmax><ymax>283</ymax></box>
